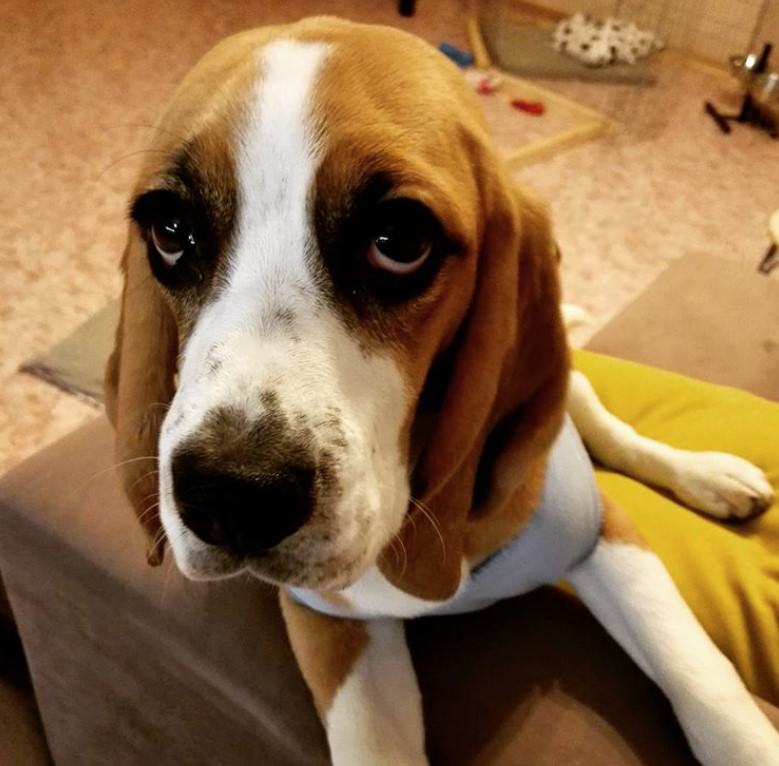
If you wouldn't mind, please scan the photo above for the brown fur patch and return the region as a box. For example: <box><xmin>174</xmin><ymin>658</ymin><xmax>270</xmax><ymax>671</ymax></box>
<box><xmin>105</xmin><ymin>227</ymin><xmax>178</xmax><ymax>558</ymax></box>
<box><xmin>307</xmin><ymin>20</ymin><xmax>488</xmax><ymax>453</ymax></box>
<box><xmin>600</xmin><ymin>492</ymin><xmax>648</xmax><ymax>547</ymax></box>
<box><xmin>465</xmin><ymin>455</ymin><xmax>547</xmax><ymax>565</ymax></box>
<box><xmin>378</xmin><ymin>184</ymin><xmax>570</xmax><ymax>599</ymax></box>
<box><xmin>279</xmin><ymin>588</ymin><xmax>367</xmax><ymax>717</ymax></box>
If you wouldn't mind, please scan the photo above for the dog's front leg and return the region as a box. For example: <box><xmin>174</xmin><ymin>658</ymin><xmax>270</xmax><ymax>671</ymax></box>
<box><xmin>280</xmin><ymin>590</ymin><xmax>428</xmax><ymax>766</ymax></box>
<box><xmin>567</xmin><ymin>369</ymin><xmax>773</xmax><ymax>519</ymax></box>
<box><xmin>568</xmin><ymin>498</ymin><xmax>779</xmax><ymax>766</ymax></box>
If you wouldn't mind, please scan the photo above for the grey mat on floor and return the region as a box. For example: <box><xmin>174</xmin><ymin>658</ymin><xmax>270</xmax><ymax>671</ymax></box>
<box><xmin>20</xmin><ymin>302</ymin><xmax>118</xmax><ymax>404</ymax></box>
<box><xmin>480</xmin><ymin>19</ymin><xmax>654</xmax><ymax>83</ymax></box>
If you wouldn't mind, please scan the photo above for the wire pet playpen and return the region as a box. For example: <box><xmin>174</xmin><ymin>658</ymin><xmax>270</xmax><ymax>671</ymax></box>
<box><xmin>468</xmin><ymin>0</ymin><xmax>778</xmax><ymax>140</ymax></box>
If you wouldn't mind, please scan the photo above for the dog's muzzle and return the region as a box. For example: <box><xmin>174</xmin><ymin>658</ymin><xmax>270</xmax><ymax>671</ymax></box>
<box><xmin>168</xmin><ymin>401</ymin><xmax>323</xmax><ymax>557</ymax></box>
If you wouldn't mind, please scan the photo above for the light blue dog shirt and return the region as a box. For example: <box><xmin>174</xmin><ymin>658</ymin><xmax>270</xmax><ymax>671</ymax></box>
<box><xmin>428</xmin><ymin>415</ymin><xmax>602</xmax><ymax>616</ymax></box>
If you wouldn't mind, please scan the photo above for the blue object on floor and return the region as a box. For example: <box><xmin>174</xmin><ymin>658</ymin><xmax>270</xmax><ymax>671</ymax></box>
<box><xmin>438</xmin><ymin>42</ymin><xmax>474</xmax><ymax>68</ymax></box>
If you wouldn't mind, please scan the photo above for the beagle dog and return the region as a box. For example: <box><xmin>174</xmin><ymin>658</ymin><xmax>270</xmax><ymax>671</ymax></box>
<box><xmin>105</xmin><ymin>17</ymin><xmax>778</xmax><ymax>766</ymax></box>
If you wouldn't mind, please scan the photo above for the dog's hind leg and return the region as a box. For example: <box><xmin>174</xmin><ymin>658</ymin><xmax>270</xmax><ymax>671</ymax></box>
<box><xmin>568</xmin><ymin>497</ymin><xmax>779</xmax><ymax>766</ymax></box>
<box><xmin>280</xmin><ymin>590</ymin><xmax>428</xmax><ymax>766</ymax></box>
<box><xmin>567</xmin><ymin>369</ymin><xmax>774</xmax><ymax>519</ymax></box>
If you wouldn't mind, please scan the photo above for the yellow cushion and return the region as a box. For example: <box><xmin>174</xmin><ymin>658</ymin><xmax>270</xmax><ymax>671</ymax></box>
<box><xmin>574</xmin><ymin>350</ymin><xmax>779</xmax><ymax>704</ymax></box>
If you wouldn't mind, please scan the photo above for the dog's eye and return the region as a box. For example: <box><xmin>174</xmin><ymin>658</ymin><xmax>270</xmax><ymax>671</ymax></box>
<box><xmin>131</xmin><ymin>189</ymin><xmax>204</xmax><ymax>286</ymax></box>
<box><xmin>367</xmin><ymin>199</ymin><xmax>436</xmax><ymax>275</ymax></box>
<box><xmin>151</xmin><ymin>217</ymin><xmax>194</xmax><ymax>267</ymax></box>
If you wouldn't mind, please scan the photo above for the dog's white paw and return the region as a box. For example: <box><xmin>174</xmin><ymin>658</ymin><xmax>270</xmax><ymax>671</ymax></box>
<box><xmin>683</xmin><ymin>700</ymin><xmax>779</xmax><ymax>766</ymax></box>
<box><xmin>671</xmin><ymin>451</ymin><xmax>774</xmax><ymax>519</ymax></box>
<box><xmin>690</xmin><ymin>727</ymin><xmax>779</xmax><ymax>766</ymax></box>
<box><xmin>561</xmin><ymin>303</ymin><xmax>592</xmax><ymax>331</ymax></box>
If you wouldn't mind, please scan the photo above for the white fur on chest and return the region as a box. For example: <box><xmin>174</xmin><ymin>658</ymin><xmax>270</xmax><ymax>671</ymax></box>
<box><xmin>289</xmin><ymin>563</ymin><xmax>468</xmax><ymax>619</ymax></box>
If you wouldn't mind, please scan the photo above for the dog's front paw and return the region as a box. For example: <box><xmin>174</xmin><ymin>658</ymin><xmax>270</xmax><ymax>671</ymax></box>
<box><xmin>671</xmin><ymin>451</ymin><xmax>774</xmax><ymax>519</ymax></box>
<box><xmin>684</xmin><ymin>703</ymin><xmax>779</xmax><ymax>766</ymax></box>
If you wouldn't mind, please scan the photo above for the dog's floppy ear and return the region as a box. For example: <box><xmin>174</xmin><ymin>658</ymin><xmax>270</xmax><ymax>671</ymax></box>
<box><xmin>379</xmin><ymin>171</ymin><xmax>569</xmax><ymax>600</ymax></box>
<box><xmin>104</xmin><ymin>224</ymin><xmax>178</xmax><ymax>565</ymax></box>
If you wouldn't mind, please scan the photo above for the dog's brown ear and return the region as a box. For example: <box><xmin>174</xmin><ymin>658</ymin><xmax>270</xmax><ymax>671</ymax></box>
<box><xmin>378</xmin><ymin>172</ymin><xmax>569</xmax><ymax>600</ymax></box>
<box><xmin>104</xmin><ymin>224</ymin><xmax>178</xmax><ymax>565</ymax></box>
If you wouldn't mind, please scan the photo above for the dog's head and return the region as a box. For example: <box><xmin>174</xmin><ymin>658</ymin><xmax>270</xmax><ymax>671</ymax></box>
<box><xmin>106</xmin><ymin>18</ymin><xmax>568</xmax><ymax>599</ymax></box>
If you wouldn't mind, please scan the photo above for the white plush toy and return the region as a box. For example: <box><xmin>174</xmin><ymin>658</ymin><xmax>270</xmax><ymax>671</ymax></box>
<box><xmin>552</xmin><ymin>13</ymin><xmax>663</xmax><ymax>68</ymax></box>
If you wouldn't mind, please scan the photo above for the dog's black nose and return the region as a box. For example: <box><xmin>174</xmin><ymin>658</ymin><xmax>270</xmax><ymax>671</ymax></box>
<box><xmin>171</xmin><ymin>450</ymin><xmax>315</xmax><ymax>555</ymax></box>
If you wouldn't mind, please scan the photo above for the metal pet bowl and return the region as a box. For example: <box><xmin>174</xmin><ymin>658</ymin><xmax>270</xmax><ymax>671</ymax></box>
<box><xmin>729</xmin><ymin>52</ymin><xmax>761</xmax><ymax>82</ymax></box>
<box><xmin>751</xmin><ymin>71</ymin><xmax>779</xmax><ymax>107</ymax></box>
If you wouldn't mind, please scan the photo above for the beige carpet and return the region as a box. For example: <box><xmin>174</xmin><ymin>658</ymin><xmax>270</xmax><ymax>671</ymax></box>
<box><xmin>1</xmin><ymin>0</ymin><xmax>777</xmax><ymax>476</ymax></box>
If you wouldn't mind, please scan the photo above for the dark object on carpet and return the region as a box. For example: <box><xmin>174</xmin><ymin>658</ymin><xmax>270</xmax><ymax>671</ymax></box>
<box><xmin>706</xmin><ymin>43</ymin><xmax>777</xmax><ymax>139</ymax></box>
<box><xmin>19</xmin><ymin>302</ymin><xmax>118</xmax><ymax>404</ymax></box>
<box><xmin>398</xmin><ymin>0</ymin><xmax>416</xmax><ymax>17</ymax></box>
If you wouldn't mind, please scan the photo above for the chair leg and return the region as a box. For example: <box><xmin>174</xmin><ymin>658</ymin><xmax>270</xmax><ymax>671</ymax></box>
<box><xmin>399</xmin><ymin>0</ymin><xmax>416</xmax><ymax>17</ymax></box>
<box><xmin>758</xmin><ymin>243</ymin><xmax>778</xmax><ymax>274</ymax></box>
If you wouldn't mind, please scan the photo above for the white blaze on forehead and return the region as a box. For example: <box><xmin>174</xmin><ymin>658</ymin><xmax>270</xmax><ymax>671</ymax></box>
<box><xmin>159</xmin><ymin>37</ymin><xmax>413</xmax><ymax>588</ymax></box>
<box><xmin>174</xmin><ymin>38</ymin><xmax>331</xmax><ymax>386</ymax></box>
<box><xmin>231</xmin><ymin>38</ymin><xmax>330</xmax><ymax>291</ymax></box>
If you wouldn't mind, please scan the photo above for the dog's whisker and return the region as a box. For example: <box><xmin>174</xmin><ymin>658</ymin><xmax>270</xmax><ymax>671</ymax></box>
<box><xmin>135</xmin><ymin>488</ymin><xmax>160</xmax><ymax>505</ymax></box>
<box><xmin>405</xmin><ymin>507</ymin><xmax>419</xmax><ymax>542</ymax></box>
<box><xmin>159</xmin><ymin>552</ymin><xmax>176</xmax><ymax>609</ymax></box>
<box><xmin>137</xmin><ymin>502</ymin><xmax>161</xmax><ymax>524</ymax></box>
<box><xmin>98</xmin><ymin>455</ymin><xmax>158</xmax><ymax>473</ymax></box>
<box><xmin>146</xmin><ymin>402</ymin><xmax>172</xmax><ymax>411</ymax></box>
<box><xmin>79</xmin><ymin>456</ymin><xmax>159</xmax><ymax>493</ymax></box>
<box><xmin>388</xmin><ymin>535</ymin><xmax>402</xmax><ymax>568</ymax></box>
<box><xmin>390</xmin><ymin>534</ymin><xmax>408</xmax><ymax>578</ymax></box>
<box><xmin>127</xmin><ymin>469</ymin><xmax>160</xmax><ymax>493</ymax></box>
<box><xmin>95</xmin><ymin>147</ymin><xmax>173</xmax><ymax>182</ymax></box>
<box><xmin>150</xmin><ymin>526</ymin><xmax>167</xmax><ymax>548</ymax></box>
<box><xmin>99</xmin><ymin>122</ymin><xmax>190</xmax><ymax>143</ymax></box>
<box><xmin>140</xmin><ymin>503</ymin><xmax>159</xmax><ymax>518</ymax></box>
<box><xmin>410</xmin><ymin>495</ymin><xmax>446</xmax><ymax>563</ymax></box>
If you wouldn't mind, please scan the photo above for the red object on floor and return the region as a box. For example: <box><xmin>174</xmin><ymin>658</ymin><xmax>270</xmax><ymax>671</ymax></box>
<box><xmin>511</xmin><ymin>98</ymin><xmax>545</xmax><ymax>115</ymax></box>
<box><xmin>477</xmin><ymin>77</ymin><xmax>495</xmax><ymax>95</ymax></box>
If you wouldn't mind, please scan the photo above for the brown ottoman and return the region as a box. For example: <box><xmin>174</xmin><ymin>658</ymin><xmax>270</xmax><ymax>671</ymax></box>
<box><xmin>587</xmin><ymin>253</ymin><xmax>779</xmax><ymax>401</ymax></box>
<box><xmin>1</xmin><ymin>253</ymin><xmax>778</xmax><ymax>765</ymax></box>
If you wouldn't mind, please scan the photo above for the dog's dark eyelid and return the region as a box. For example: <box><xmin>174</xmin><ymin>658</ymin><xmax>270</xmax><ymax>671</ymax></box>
<box><xmin>332</xmin><ymin>168</ymin><xmax>456</xmax><ymax>253</ymax></box>
<box><xmin>372</xmin><ymin>197</ymin><xmax>462</xmax><ymax>256</ymax></box>
<box><xmin>129</xmin><ymin>189</ymin><xmax>191</xmax><ymax>227</ymax></box>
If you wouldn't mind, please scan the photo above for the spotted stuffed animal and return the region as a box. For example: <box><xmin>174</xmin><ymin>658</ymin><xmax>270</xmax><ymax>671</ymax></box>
<box><xmin>553</xmin><ymin>13</ymin><xmax>663</xmax><ymax>68</ymax></box>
